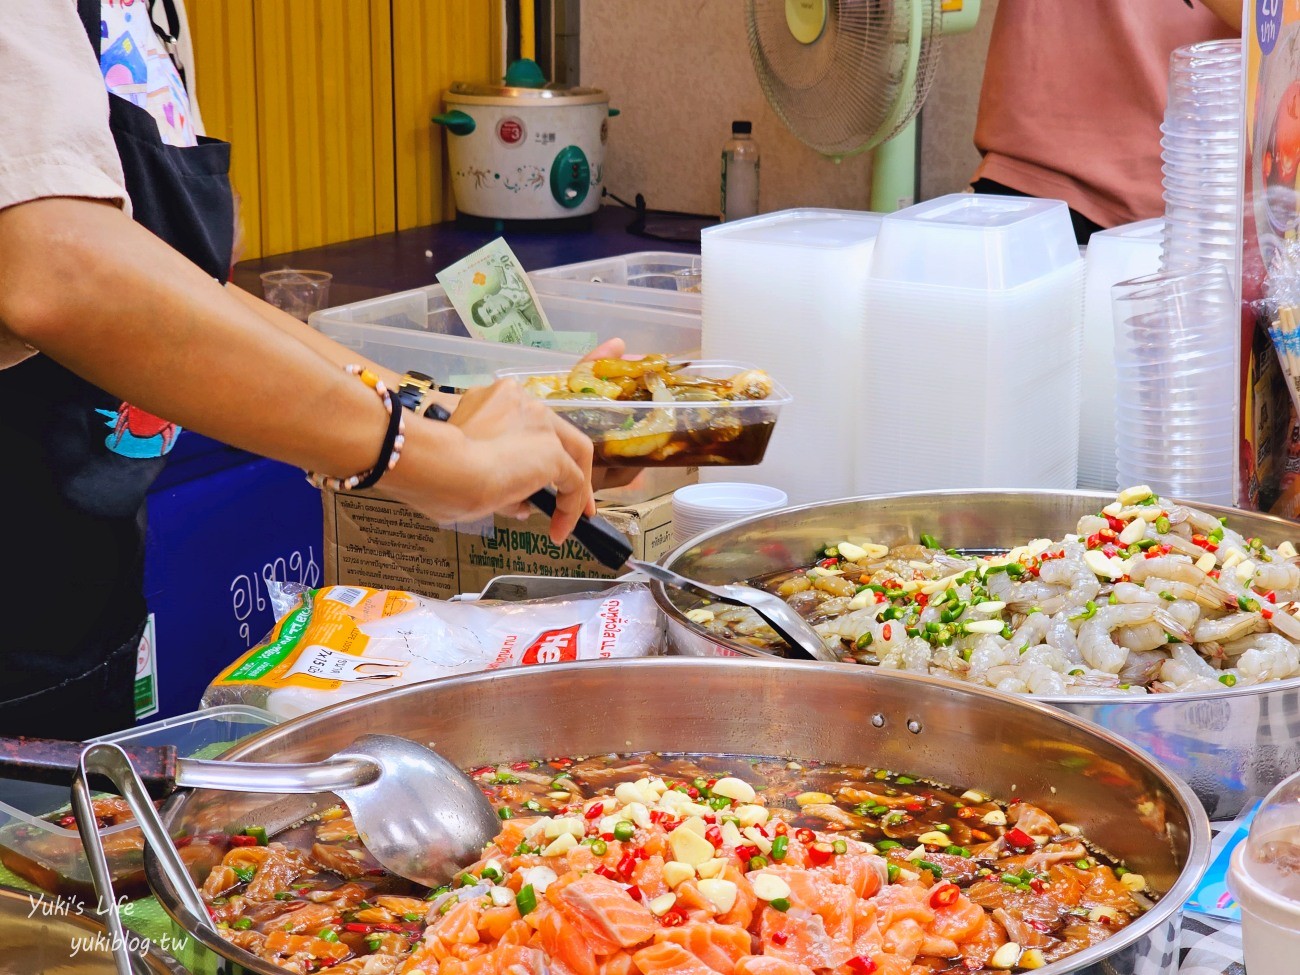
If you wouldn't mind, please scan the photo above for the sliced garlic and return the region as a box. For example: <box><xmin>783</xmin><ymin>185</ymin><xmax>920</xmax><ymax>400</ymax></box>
<box><xmin>1019</xmin><ymin>948</ymin><xmax>1046</xmax><ymax>970</ymax></box>
<box><xmin>685</xmin><ymin>608</ymin><xmax>715</xmax><ymax>625</ymax></box>
<box><xmin>668</xmin><ymin>826</ymin><xmax>715</xmax><ymax>867</ymax></box>
<box><xmin>1237</xmin><ymin>559</ymin><xmax>1257</xmax><ymax>585</ymax></box>
<box><xmin>837</xmin><ymin>541</ymin><xmax>869</xmax><ymax>563</ymax></box>
<box><xmin>544</xmin><ymin>817</ymin><xmax>584</xmax><ymax>840</ymax></box>
<box><xmin>964</xmin><ymin>619</ymin><xmax>1005</xmax><ymax>634</ymax></box>
<box><xmin>720</xmin><ymin>821</ymin><xmax>744</xmax><ymax>848</ymax></box>
<box><xmin>648</xmin><ymin>893</ymin><xmax>678</xmax><ymax>916</ymax></box>
<box><xmin>848</xmin><ymin>590</ymin><xmax>875</xmax><ymax>611</ymax></box>
<box><xmin>489</xmin><ymin>886</ymin><xmax>515</xmax><ymax>907</ymax></box>
<box><xmin>697</xmin><ymin>878</ymin><xmax>738</xmax><ymax>914</ymax></box>
<box><xmin>735</xmin><ymin>804</ymin><xmax>770</xmax><ymax>828</ymax></box>
<box><xmin>981</xmin><ymin>809</ymin><xmax>1007</xmax><ymax>826</ymax></box>
<box><xmin>1195</xmin><ymin>551</ymin><xmax>1217</xmax><ymax>573</ymax></box>
<box><xmin>1089</xmin><ymin>906</ymin><xmax>1121</xmax><ymax>923</ymax></box>
<box><xmin>598</xmin><ymin>816</ymin><xmax>622</xmax><ymax>837</ymax></box>
<box><xmin>626</xmin><ymin>802</ymin><xmax>652</xmax><ymax>829</ymax></box>
<box><xmin>717</xmin><ymin>780</ymin><xmax>759</xmax><ymax>800</ymax></box>
<box><xmin>695</xmin><ymin>857</ymin><xmax>727</xmax><ymax>879</ymax></box>
<box><xmin>742</xmin><ymin>826</ymin><xmax>772</xmax><ymax>854</ymax></box>
<box><xmin>663</xmin><ymin>861</ymin><xmax>695</xmax><ymax>889</ymax></box>
<box><xmin>659</xmin><ymin>790</ymin><xmax>692</xmax><ymax>813</ymax></box>
<box><xmin>917</xmin><ymin>831</ymin><xmax>950</xmax><ymax>847</ymax></box>
<box><xmin>547</xmin><ymin>790</ymin><xmax>570</xmax><ymax>799</ymax></box>
<box><xmin>1117</xmin><ymin>485</ymin><xmax>1154</xmax><ymax>505</ymax></box>
<box><xmin>961</xmin><ymin>790</ymin><xmax>988</xmax><ymax>803</ymax></box>
<box><xmin>1118</xmin><ymin>517</ymin><xmax>1147</xmax><ymax>545</ymax></box>
<box><xmin>751</xmin><ymin>872</ymin><xmax>791</xmax><ymax>902</ymax></box>
<box><xmin>1279</xmin><ymin>540</ymin><xmax>1298</xmax><ymax>558</ymax></box>
<box><xmin>989</xmin><ymin>942</ymin><xmax>1022</xmax><ymax>969</ymax></box>
<box><xmin>1084</xmin><ymin>549</ymin><xmax>1124</xmax><ymax>580</ymax></box>
<box><xmin>679</xmin><ymin>816</ymin><xmax>708</xmax><ymax>836</ymax></box>
<box><xmin>615</xmin><ymin>782</ymin><xmax>653</xmax><ymax>806</ymax></box>
<box><xmin>974</xmin><ymin>600</ymin><xmax>1007</xmax><ymax>614</ymax></box>
<box><xmin>1221</xmin><ymin>549</ymin><xmax>1245</xmax><ymax>571</ymax></box>
<box><xmin>1101</xmin><ymin>501</ymin><xmax>1123</xmax><ymax>516</ymax></box>
<box><xmin>1059</xmin><ymin>823</ymin><xmax>1081</xmax><ymax>836</ymax></box>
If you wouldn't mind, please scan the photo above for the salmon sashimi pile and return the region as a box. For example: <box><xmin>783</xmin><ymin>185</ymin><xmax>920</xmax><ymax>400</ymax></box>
<box><xmin>201</xmin><ymin>755</ymin><xmax>1152</xmax><ymax>975</ymax></box>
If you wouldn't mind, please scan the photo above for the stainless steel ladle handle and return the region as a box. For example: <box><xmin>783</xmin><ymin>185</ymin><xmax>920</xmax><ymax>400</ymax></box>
<box><xmin>73</xmin><ymin>742</ymin><xmax>218</xmax><ymax>975</ymax></box>
<box><xmin>173</xmin><ymin>755</ymin><xmax>378</xmax><ymax>793</ymax></box>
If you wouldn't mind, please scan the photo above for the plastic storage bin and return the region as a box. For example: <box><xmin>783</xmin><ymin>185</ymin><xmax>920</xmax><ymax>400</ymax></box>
<box><xmin>530</xmin><ymin>251</ymin><xmax>703</xmax><ymax>313</ymax></box>
<box><xmin>312</xmin><ymin>284</ymin><xmax>701</xmax><ymax>391</ymax></box>
<box><xmin>0</xmin><ymin>706</ymin><xmax>278</xmax><ymax>899</ymax></box>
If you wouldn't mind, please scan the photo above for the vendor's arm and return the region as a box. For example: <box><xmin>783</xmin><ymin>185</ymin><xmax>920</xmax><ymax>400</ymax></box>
<box><xmin>1196</xmin><ymin>0</ymin><xmax>1242</xmax><ymax>32</ymax></box>
<box><xmin>0</xmin><ymin>198</ymin><xmax>595</xmax><ymax>540</ymax></box>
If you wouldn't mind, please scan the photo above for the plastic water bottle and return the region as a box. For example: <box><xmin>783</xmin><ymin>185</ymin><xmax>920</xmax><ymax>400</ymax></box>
<box><xmin>721</xmin><ymin>121</ymin><xmax>760</xmax><ymax>222</ymax></box>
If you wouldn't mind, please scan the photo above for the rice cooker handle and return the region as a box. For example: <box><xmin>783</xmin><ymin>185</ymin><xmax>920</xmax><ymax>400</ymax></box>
<box><xmin>432</xmin><ymin>110</ymin><xmax>476</xmax><ymax>136</ymax></box>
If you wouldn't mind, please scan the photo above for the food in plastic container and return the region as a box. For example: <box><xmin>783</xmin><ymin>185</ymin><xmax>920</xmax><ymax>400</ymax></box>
<box><xmin>501</xmin><ymin>358</ymin><xmax>791</xmax><ymax>466</ymax></box>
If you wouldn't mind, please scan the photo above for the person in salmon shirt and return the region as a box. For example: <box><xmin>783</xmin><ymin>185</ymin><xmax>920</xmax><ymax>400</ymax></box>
<box><xmin>970</xmin><ymin>0</ymin><xmax>1242</xmax><ymax>244</ymax></box>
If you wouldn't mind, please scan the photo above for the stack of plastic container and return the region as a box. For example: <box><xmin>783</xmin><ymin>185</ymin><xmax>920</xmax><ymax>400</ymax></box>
<box><xmin>701</xmin><ymin>209</ymin><xmax>883</xmax><ymax>504</ymax></box>
<box><xmin>1111</xmin><ymin>265</ymin><xmax>1237</xmax><ymax>505</ymax></box>
<box><xmin>1079</xmin><ymin>218</ymin><xmax>1165</xmax><ymax>491</ymax></box>
<box><xmin>858</xmin><ymin>194</ymin><xmax>1085</xmax><ymax>494</ymax></box>
<box><xmin>1158</xmin><ymin>39</ymin><xmax>1243</xmax><ymax>283</ymax></box>
<box><xmin>671</xmin><ymin>483</ymin><xmax>788</xmax><ymax>548</ymax></box>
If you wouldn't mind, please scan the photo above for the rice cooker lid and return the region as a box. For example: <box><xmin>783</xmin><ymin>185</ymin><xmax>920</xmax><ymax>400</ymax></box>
<box><xmin>448</xmin><ymin>80</ymin><xmax>608</xmax><ymax>105</ymax></box>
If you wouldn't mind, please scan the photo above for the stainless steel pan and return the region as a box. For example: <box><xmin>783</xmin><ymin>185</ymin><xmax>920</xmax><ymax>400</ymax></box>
<box><xmin>653</xmin><ymin>489</ymin><xmax>1300</xmax><ymax>819</ymax></box>
<box><xmin>144</xmin><ymin>658</ymin><xmax>1209</xmax><ymax>975</ymax></box>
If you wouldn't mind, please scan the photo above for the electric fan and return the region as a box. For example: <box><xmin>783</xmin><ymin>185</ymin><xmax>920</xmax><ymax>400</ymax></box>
<box><xmin>747</xmin><ymin>0</ymin><xmax>980</xmax><ymax>211</ymax></box>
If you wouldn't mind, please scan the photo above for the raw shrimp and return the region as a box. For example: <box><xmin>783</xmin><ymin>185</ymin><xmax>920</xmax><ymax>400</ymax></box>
<box><xmin>1035</xmin><ymin>556</ymin><xmax>1101</xmax><ymax>614</ymax></box>
<box><xmin>1251</xmin><ymin>560</ymin><xmax>1300</xmax><ymax>591</ymax></box>
<box><xmin>1192</xmin><ymin>612</ymin><xmax>1268</xmax><ymax>644</ymax></box>
<box><xmin>565</xmin><ymin>362</ymin><xmax>623</xmax><ymax>399</ymax></box>
<box><xmin>1236</xmin><ymin>637</ymin><xmax>1300</xmax><ymax>682</ymax></box>
<box><xmin>1127</xmin><ymin>556</ymin><xmax>1237</xmax><ymax>608</ymax></box>
<box><xmin>1077</xmin><ymin>604</ymin><xmax>1192</xmax><ymax>674</ymax></box>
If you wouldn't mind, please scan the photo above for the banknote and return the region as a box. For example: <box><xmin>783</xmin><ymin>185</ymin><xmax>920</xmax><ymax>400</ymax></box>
<box><xmin>436</xmin><ymin>237</ymin><xmax>554</xmax><ymax>344</ymax></box>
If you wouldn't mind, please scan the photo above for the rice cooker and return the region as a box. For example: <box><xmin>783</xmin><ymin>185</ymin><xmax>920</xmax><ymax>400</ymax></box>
<box><xmin>434</xmin><ymin>65</ymin><xmax>616</xmax><ymax>222</ymax></box>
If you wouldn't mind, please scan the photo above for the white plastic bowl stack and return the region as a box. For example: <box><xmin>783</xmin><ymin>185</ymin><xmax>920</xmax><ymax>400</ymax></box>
<box><xmin>671</xmin><ymin>483</ymin><xmax>788</xmax><ymax>548</ymax></box>
<box><xmin>701</xmin><ymin>209</ymin><xmax>883</xmax><ymax>505</ymax></box>
<box><xmin>1079</xmin><ymin>219</ymin><xmax>1165</xmax><ymax>491</ymax></box>
<box><xmin>858</xmin><ymin>194</ymin><xmax>1085</xmax><ymax>494</ymax></box>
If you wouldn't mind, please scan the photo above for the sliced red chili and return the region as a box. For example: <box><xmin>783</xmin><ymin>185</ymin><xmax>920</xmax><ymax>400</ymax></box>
<box><xmin>771</xmin><ymin>931</ymin><xmax>788</xmax><ymax>946</ymax></box>
<box><xmin>1105</xmin><ymin>514</ymin><xmax>1126</xmax><ymax>533</ymax></box>
<box><xmin>594</xmin><ymin>865</ymin><xmax>618</xmax><ymax>880</ymax></box>
<box><xmin>928</xmin><ymin>883</ymin><xmax>960</xmax><ymax>909</ymax></box>
<box><xmin>510</xmin><ymin>761</ymin><xmax>531</xmax><ymax>771</ymax></box>
<box><xmin>846</xmin><ymin>956</ymin><xmax>878</xmax><ymax>975</ymax></box>
<box><xmin>1029</xmin><ymin>879</ymin><xmax>1046</xmax><ymax>894</ymax></box>
<box><xmin>735</xmin><ymin>845</ymin><xmax>760</xmax><ymax>862</ymax></box>
<box><xmin>881</xmin><ymin>623</ymin><xmax>893</xmax><ymax>641</ymax></box>
<box><xmin>343</xmin><ymin>923</ymin><xmax>373</xmax><ymax>933</ymax></box>
<box><xmin>625</xmin><ymin>885</ymin><xmax>643</xmax><ymax>902</ymax></box>
<box><xmin>659</xmin><ymin>909</ymin><xmax>687</xmax><ymax>927</ymax></box>
<box><xmin>807</xmin><ymin>842</ymin><xmax>834</xmax><ymax>866</ymax></box>
<box><xmin>229</xmin><ymin>834</ymin><xmax>258</xmax><ymax>847</ymax></box>
<box><xmin>617</xmin><ymin>854</ymin><xmax>637</xmax><ymax>878</ymax></box>
<box><xmin>584</xmin><ymin>803</ymin><xmax>604</xmax><ymax>820</ymax></box>
<box><xmin>470</xmin><ymin>766</ymin><xmax>495</xmax><ymax>778</ymax></box>
<box><xmin>705</xmin><ymin>826</ymin><xmax>724</xmax><ymax>848</ymax></box>
<box><xmin>1004</xmin><ymin>827</ymin><xmax>1034</xmax><ymax>850</ymax></box>
<box><xmin>794</xmin><ymin>828</ymin><xmax>816</xmax><ymax>845</ymax></box>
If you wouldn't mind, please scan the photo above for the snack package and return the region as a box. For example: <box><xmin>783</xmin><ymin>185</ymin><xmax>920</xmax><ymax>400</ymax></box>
<box><xmin>203</xmin><ymin>582</ymin><xmax>661</xmax><ymax>719</ymax></box>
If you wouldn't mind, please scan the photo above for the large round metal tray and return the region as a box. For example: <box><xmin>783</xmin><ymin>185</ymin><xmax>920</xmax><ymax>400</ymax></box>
<box><xmin>654</xmin><ymin>489</ymin><xmax>1300</xmax><ymax>819</ymax></box>
<box><xmin>146</xmin><ymin>659</ymin><xmax>1208</xmax><ymax>975</ymax></box>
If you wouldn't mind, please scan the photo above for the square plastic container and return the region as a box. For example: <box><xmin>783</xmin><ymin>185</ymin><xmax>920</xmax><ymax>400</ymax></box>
<box><xmin>498</xmin><ymin>361</ymin><xmax>791</xmax><ymax>467</ymax></box>
<box><xmin>870</xmin><ymin>193</ymin><xmax>1080</xmax><ymax>290</ymax></box>
<box><xmin>310</xmin><ymin>284</ymin><xmax>701</xmax><ymax>391</ymax></box>
<box><xmin>530</xmin><ymin>252</ymin><xmax>702</xmax><ymax>313</ymax></box>
<box><xmin>0</xmin><ymin>705</ymin><xmax>278</xmax><ymax>899</ymax></box>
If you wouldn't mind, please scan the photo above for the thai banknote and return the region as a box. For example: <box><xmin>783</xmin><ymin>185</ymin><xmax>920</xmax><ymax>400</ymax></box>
<box><xmin>436</xmin><ymin>237</ymin><xmax>554</xmax><ymax>344</ymax></box>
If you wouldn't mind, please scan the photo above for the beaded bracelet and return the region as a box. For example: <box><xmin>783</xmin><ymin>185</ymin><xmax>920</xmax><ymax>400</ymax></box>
<box><xmin>306</xmin><ymin>365</ymin><xmax>406</xmax><ymax>492</ymax></box>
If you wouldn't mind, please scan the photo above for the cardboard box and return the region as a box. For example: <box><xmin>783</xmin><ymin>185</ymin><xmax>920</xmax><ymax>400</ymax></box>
<box><xmin>323</xmin><ymin>489</ymin><xmax>676</xmax><ymax>598</ymax></box>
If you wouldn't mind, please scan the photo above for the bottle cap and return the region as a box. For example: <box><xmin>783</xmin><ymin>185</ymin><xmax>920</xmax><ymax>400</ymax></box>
<box><xmin>731</xmin><ymin>120</ymin><xmax>753</xmax><ymax>135</ymax></box>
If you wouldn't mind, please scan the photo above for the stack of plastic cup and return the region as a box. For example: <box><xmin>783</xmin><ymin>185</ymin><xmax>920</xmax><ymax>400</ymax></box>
<box><xmin>671</xmin><ymin>483</ymin><xmax>788</xmax><ymax>549</ymax></box>
<box><xmin>1111</xmin><ymin>264</ymin><xmax>1237</xmax><ymax>504</ymax></box>
<box><xmin>1159</xmin><ymin>39</ymin><xmax>1243</xmax><ymax>282</ymax></box>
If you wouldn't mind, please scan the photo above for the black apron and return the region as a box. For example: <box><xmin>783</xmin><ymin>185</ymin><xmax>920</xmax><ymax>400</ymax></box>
<box><xmin>0</xmin><ymin>1</ymin><xmax>234</xmax><ymax>738</ymax></box>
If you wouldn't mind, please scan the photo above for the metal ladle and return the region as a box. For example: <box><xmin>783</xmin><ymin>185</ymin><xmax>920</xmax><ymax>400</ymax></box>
<box><xmin>0</xmin><ymin>732</ymin><xmax>501</xmax><ymax>890</ymax></box>
<box><xmin>626</xmin><ymin>559</ymin><xmax>842</xmax><ymax>663</ymax></box>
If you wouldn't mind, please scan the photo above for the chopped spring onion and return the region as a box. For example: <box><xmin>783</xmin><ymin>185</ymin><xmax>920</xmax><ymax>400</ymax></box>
<box><xmin>886</xmin><ymin>864</ymin><xmax>900</xmax><ymax>883</ymax></box>
<box><xmin>770</xmin><ymin>897</ymin><xmax>791</xmax><ymax>912</ymax></box>
<box><xmin>232</xmin><ymin>918</ymin><xmax>253</xmax><ymax>931</ymax></box>
<box><xmin>317</xmin><ymin>928</ymin><xmax>339</xmax><ymax>942</ymax></box>
<box><xmin>244</xmin><ymin>826</ymin><xmax>268</xmax><ymax>846</ymax></box>
<box><xmin>498</xmin><ymin>807</ymin><xmax>513</xmax><ymax>820</ymax></box>
<box><xmin>516</xmin><ymin>884</ymin><xmax>538</xmax><ymax>916</ymax></box>
<box><xmin>920</xmin><ymin>534</ymin><xmax>940</xmax><ymax>549</ymax></box>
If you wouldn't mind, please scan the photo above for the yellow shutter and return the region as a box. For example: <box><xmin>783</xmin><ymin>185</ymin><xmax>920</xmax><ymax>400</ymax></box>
<box><xmin>194</xmin><ymin>0</ymin><xmax>490</xmax><ymax>257</ymax></box>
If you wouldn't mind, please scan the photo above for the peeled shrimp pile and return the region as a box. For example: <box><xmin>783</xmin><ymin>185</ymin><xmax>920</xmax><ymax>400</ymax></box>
<box><xmin>698</xmin><ymin>486</ymin><xmax>1300</xmax><ymax>695</ymax></box>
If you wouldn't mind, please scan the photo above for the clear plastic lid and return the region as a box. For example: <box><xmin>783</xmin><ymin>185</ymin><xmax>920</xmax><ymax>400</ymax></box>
<box><xmin>1243</xmin><ymin>769</ymin><xmax>1300</xmax><ymax>903</ymax></box>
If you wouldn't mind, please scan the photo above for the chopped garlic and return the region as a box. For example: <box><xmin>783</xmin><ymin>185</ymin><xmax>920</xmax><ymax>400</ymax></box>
<box><xmin>742</xmin><ymin>826</ymin><xmax>772</xmax><ymax>854</ymax></box>
<box><xmin>1084</xmin><ymin>549</ymin><xmax>1124</xmax><ymax>580</ymax></box>
<box><xmin>1237</xmin><ymin>559</ymin><xmax>1257</xmax><ymax>585</ymax></box>
<box><xmin>626</xmin><ymin>802</ymin><xmax>651</xmax><ymax>829</ymax></box>
<box><xmin>796</xmin><ymin>792</ymin><xmax>834</xmax><ymax>806</ymax></box>
<box><xmin>489</xmin><ymin>887</ymin><xmax>515</xmax><ymax>907</ymax></box>
<box><xmin>1059</xmin><ymin>823</ymin><xmax>1081</xmax><ymax>836</ymax></box>
<box><xmin>663</xmin><ymin>861</ymin><xmax>695</xmax><ymax>889</ymax></box>
<box><xmin>668</xmin><ymin>826</ymin><xmax>715</xmax><ymax>866</ymax></box>
<box><xmin>545</xmin><ymin>817</ymin><xmax>584</xmax><ymax>840</ymax></box>
<box><xmin>695</xmin><ymin>858</ymin><xmax>727</xmax><ymax>879</ymax></box>
<box><xmin>1195</xmin><ymin>552</ymin><xmax>1217</xmax><ymax>573</ymax></box>
<box><xmin>1221</xmin><ymin>550</ymin><xmax>1245</xmax><ymax>571</ymax></box>
<box><xmin>1120</xmin><ymin>872</ymin><xmax>1146</xmax><ymax>892</ymax></box>
<box><xmin>964</xmin><ymin>619</ymin><xmax>1005</xmax><ymax>634</ymax></box>
<box><xmin>1089</xmin><ymin>906</ymin><xmax>1121</xmax><ymax>923</ymax></box>
<box><xmin>1117</xmin><ymin>485</ymin><xmax>1154</xmax><ymax>505</ymax></box>
<box><xmin>648</xmin><ymin>893</ymin><xmax>678</xmax><ymax>916</ymax></box>
<box><xmin>720</xmin><ymin>821</ymin><xmax>744</xmax><ymax>848</ymax></box>
<box><xmin>735</xmin><ymin>804</ymin><xmax>769</xmax><ymax>828</ymax></box>
<box><xmin>974</xmin><ymin>601</ymin><xmax>1007</xmax><ymax>614</ymax></box>
<box><xmin>711</xmin><ymin>777</ymin><xmax>757</xmax><ymax>803</ymax></box>
<box><xmin>519</xmin><ymin>865</ymin><xmax>558</xmax><ymax>893</ymax></box>
<box><xmin>697</xmin><ymin>878</ymin><xmax>738</xmax><ymax>914</ymax></box>
<box><xmin>679</xmin><ymin>816</ymin><xmax>708</xmax><ymax>836</ymax></box>
<box><xmin>981</xmin><ymin>809</ymin><xmax>1007</xmax><ymax>826</ymax></box>
<box><xmin>685</xmin><ymin>609</ymin><xmax>715</xmax><ymax>625</ymax></box>
<box><xmin>1279</xmin><ymin>540</ymin><xmax>1298</xmax><ymax>558</ymax></box>
<box><xmin>990</xmin><ymin>942</ymin><xmax>1022</xmax><ymax>969</ymax></box>
<box><xmin>917</xmin><ymin>831</ymin><xmax>949</xmax><ymax>847</ymax></box>
<box><xmin>1019</xmin><ymin>948</ymin><xmax>1046</xmax><ymax>970</ymax></box>
<box><xmin>751</xmin><ymin>873</ymin><xmax>791</xmax><ymax>902</ymax></box>
<box><xmin>1118</xmin><ymin>517</ymin><xmax>1147</xmax><ymax>545</ymax></box>
<box><xmin>837</xmin><ymin>541</ymin><xmax>869</xmax><ymax>563</ymax></box>
<box><xmin>615</xmin><ymin>781</ymin><xmax>653</xmax><ymax>806</ymax></box>
<box><xmin>961</xmin><ymin>790</ymin><xmax>988</xmax><ymax>803</ymax></box>
<box><xmin>542</xmin><ymin>833</ymin><xmax>578</xmax><ymax>857</ymax></box>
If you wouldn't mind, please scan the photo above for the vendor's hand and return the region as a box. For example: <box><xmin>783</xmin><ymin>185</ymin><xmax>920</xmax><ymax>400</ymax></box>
<box><xmin>449</xmin><ymin>378</ymin><xmax>596</xmax><ymax>541</ymax></box>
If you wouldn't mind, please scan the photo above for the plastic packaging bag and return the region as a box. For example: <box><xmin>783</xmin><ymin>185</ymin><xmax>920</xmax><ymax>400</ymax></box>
<box><xmin>202</xmin><ymin>582</ymin><xmax>661</xmax><ymax>719</ymax></box>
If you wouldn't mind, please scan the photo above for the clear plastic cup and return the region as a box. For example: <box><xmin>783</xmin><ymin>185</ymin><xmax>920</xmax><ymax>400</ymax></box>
<box><xmin>261</xmin><ymin>269</ymin><xmax>333</xmax><ymax>322</ymax></box>
<box><xmin>1227</xmin><ymin>769</ymin><xmax>1300</xmax><ymax>975</ymax></box>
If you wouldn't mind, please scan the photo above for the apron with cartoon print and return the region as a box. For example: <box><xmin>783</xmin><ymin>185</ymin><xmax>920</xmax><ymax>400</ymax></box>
<box><xmin>0</xmin><ymin>0</ymin><xmax>233</xmax><ymax>736</ymax></box>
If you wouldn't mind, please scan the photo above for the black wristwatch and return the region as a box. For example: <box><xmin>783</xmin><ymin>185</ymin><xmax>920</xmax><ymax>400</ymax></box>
<box><xmin>396</xmin><ymin>370</ymin><xmax>450</xmax><ymax>421</ymax></box>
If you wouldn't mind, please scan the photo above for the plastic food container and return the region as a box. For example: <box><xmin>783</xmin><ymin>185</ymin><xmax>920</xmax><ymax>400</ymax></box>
<box><xmin>499</xmin><ymin>361</ymin><xmax>791</xmax><ymax>467</ymax></box>
<box><xmin>310</xmin><ymin>284</ymin><xmax>701</xmax><ymax>391</ymax></box>
<box><xmin>530</xmin><ymin>251</ymin><xmax>702</xmax><ymax>313</ymax></box>
<box><xmin>1228</xmin><ymin>770</ymin><xmax>1300</xmax><ymax>975</ymax></box>
<box><xmin>0</xmin><ymin>705</ymin><xmax>278</xmax><ymax>899</ymax></box>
